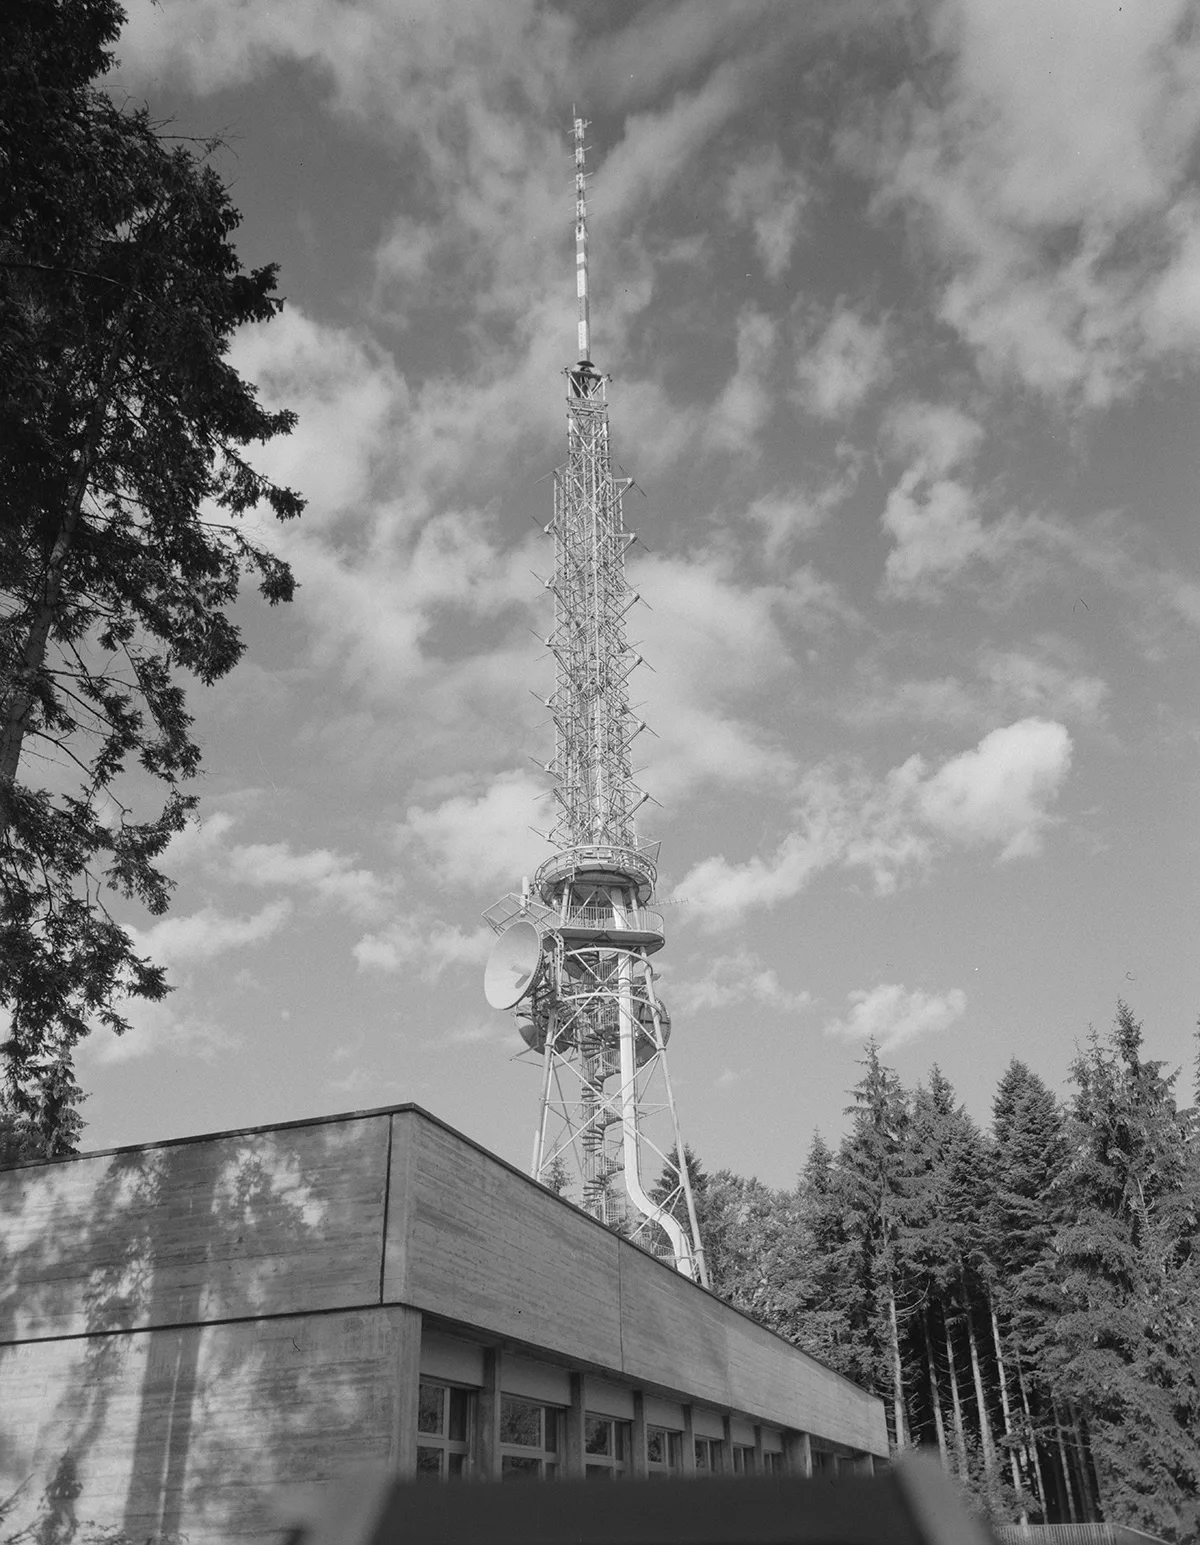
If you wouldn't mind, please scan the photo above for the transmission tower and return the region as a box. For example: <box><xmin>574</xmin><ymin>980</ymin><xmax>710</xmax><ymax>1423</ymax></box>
<box><xmin>482</xmin><ymin>117</ymin><xmax>707</xmax><ymax>1285</ymax></box>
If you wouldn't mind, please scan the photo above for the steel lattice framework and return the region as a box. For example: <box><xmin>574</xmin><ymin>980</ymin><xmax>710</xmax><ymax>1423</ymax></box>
<box><xmin>546</xmin><ymin>368</ymin><xmax>647</xmax><ymax>854</ymax></box>
<box><xmin>483</xmin><ymin>118</ymin><xmax>706</xmax><ymax>1284</ymax></box>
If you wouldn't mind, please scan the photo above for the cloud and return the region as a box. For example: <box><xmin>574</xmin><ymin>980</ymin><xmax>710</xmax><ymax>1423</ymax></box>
<box><xmin>839</xmin><ymin>673</ymin><xmax>981</xmax><ymax>729</ymax></box>
<box><xmin>164</xmin><ymin>811</ymin><xmax>239</xmax><ymax>869</ymax></box>
<box><xmin>594</xmin><ymin>67</ymin><xmax>747</xmax><ymax>231</ymax></box>
<box><xmin>93</xmin><ymin>1001</ymin><xmax>242</xmax><ymax>1066</ymax></box>
<box><xmin>229</xmin><ymin>310</ymin><xmax>409</xmax><ymax>526</ymax></box>
<box><xmin>669</xmin><ymin>949</ymin><xmax>812</xmax><ymax>1016</ymax></box>
<box><xmin>851</xmin><ymin>0</ymin><xmax>1200</xmax><ymax>401</ymax></box>
<box><xmin>128</xmin><ymin>902</ymin><xmax>292</xmax><ymax>967</ymax></box>
<box><xmin>795</xmin><ymin>303</ymin><xmax>890</xmax><ymax>419</ymax></box>
<box><xmin>725</xmin><ymin>145</ymin><xmax>810</xmax><ymax>279</ymax></box>
<box><xmin>884</xmin><ymin>400</ymin><xmax>984</xmax><ymax>477</ymax></box>
<box><xmin>877</xmin><ymin>400</ymin><xmax>1002</xmax><ymax>596</ymax></box>
<box><xmin>674</xmin><ymin>717</ymin><xmax>1072</xmax><ymax>926</ymax></box>
<box><xmin>629</xmin><ymin>549</ymin><xmax>829</xmax><ymax>799</ymax></box>
<box><xmin>220</xmin><ymin>842</ymin><xmax>389</xmax><ymax>921</ymax></box>
<box><xmin>709</xmin><ymin>308</ymin><xmax>777</xmax><ymax>451</ymax></box>
<box><xmin>840</xmin><ymin>649</ymin><xmax>1108</xmax><ymax>730</ymax></box>
<box><xmin>915</xmin><ymin>716</ymin><xmax>1072</xmax><ymax>860</ymax></box>
<box><xmin>354</xmin><ymin>917</ymin><xmax>493</xmax><ymax>979</ymax></box>
<box><xmin>740</xmin><ymin>488</ymin><xmax>835</xmax><ymax>559</ymax></box>
<box><xmin>978</xmin><ymin>650</ymin><xmax>1108</xmax><ymax>726</ymax></box>
<box><xmin>398</xmin><ymin>770</ymin><xmax>551</xmax><ymax>892</ymax></box>
<box><xmin>823</xmin><ymin>983</ymin><xmax>967</xmax><ymax>1051</ymax></box>
<box><xmin>882</xmin><ymin>476</ymin><xmax>1006</xmax><ymax>596</ymax></box>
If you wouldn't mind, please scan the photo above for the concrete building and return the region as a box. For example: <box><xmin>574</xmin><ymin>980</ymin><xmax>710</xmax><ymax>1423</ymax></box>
<box><xmin>0</xmin><ymin>1103</ymin><xmax>888</xmax><ymax>1542</ymax></box>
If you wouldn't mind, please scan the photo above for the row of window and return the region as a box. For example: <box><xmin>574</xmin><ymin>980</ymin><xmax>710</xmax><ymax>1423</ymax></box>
<box><xmin>416</xmin><ymin>1383</ymin><xmax>794</xmax><ymax>1481</ymax></box>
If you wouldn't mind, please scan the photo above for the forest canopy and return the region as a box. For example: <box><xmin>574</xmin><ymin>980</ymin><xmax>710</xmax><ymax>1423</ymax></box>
<box><xmin>674</xmin><ymin>1003</ymin><xmax>1199</xmax><ymax>1541</ymax></box>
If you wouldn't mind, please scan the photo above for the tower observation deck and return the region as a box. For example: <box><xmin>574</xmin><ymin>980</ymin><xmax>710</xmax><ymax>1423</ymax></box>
<box><xmin>482</xmin><ymin>118</ymin><xmax>707</xmax><ymax>1284</ymax></box>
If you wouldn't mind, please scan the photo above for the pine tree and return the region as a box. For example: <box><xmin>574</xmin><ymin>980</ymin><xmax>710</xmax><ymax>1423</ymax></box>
<box><xmin>1051</xmin><ymin>1003</ymin><xmax>1200</xmax><ymax>1540</ymax></box>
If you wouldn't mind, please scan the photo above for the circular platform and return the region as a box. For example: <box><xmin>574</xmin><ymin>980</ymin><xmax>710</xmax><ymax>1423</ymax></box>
<box><xmin>535</xmin><ymin>844</ymin><xmax>658</xmax><ymax>905</ymax></box>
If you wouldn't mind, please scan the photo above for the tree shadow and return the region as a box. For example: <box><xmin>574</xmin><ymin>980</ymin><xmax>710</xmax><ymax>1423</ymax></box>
<box><xmin>0</xmin><ymin>1116</ymin><xmax>391</xmax><ymax>1543</ymax></box>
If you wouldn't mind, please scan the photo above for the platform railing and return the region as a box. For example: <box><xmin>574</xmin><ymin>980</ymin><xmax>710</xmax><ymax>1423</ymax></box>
<box><xmin>561</xmin><ymin>903</ymin><xmax>664</xmax><ymax>935</ymax></box>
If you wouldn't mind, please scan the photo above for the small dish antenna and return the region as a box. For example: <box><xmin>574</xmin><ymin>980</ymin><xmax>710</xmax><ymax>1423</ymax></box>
<box><xmin>484</xmin><ymin>920</ymin><xmax>543</xmax><ymax>1010</ymax></box>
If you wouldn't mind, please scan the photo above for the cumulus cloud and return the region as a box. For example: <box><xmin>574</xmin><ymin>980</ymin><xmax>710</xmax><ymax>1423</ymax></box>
<box><xmin>397</xmin><ymin>770</ymin><xmax>551</xmax><ymax>892</ymax></box>
<box><xmin>915</xmin><ymin>717</ymin><xmax>1072</xmax><ymax>860</ymax></box>
<box><xmin>823</xmin><ymin>983</ymin><xmax>967</xmax><ymax>1051</ymax></box>
<box><xmin>674</xmin><ymin>717</ymin><xmax>1072</xmax><ymax>927</ymax></box>
<box><xmin>795</xmin><ymin>303</ymin><xmax>890</xmax><ymax>419</ymax></box>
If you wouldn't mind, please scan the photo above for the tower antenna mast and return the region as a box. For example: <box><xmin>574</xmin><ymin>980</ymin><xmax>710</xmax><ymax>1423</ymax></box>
<box><xmin>483</xmin><ymin>117</ymin><xmax>707</xmax><ymax>1284</ymax></box>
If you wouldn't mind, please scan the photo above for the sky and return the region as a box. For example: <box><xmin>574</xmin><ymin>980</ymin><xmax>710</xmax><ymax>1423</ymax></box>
<box><xmin>71</xmin><ymin>0</ymin><xmax>1200</xmax><ymax>1187</ymax></box>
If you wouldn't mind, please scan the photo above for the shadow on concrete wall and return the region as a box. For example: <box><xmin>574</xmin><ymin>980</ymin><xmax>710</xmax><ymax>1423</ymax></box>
<box><xmin>0</xmin><ymin>1120</ymin><xmax>388</xmax><ymax>1543</ymax></box>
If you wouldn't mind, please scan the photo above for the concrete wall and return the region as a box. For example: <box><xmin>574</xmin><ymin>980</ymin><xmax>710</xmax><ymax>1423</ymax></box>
<box><xmin>0</xmin><ymin>1105</ymin><xmax>888</xmax><ymax>1542</ymax></box>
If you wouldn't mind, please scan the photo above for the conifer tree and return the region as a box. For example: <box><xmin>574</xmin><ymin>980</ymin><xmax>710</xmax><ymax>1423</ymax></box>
<box><xmin>986</xmin><ymin>1060</ymin><xmax>1072</xmax><ymax>1520</ymax></box>
<box><xmin>1052</xmin><ymin>1003</ymin><xmax>1200</xmax><ymax>1540</ymax></box>
<box><xmin>1</xmin><ymin>0</ymin><xmax>303</xmax><ymax>1149</ymax></box>
<box><xmin>838</xmin><ymin>1041</ymin><xmax>912</xmax><ymax>1449</ymax></box>
<box><xmin>794</xmin><ymin>1132</ymin><xmax>863</xmax><ymax>1374</ymax></box>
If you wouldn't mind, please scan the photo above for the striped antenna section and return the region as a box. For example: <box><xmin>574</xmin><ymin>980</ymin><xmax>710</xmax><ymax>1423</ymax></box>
<box><xmin>574</xmin><ymin>116</ymin><xmax>591</xmax><ymax>361</ymax></box>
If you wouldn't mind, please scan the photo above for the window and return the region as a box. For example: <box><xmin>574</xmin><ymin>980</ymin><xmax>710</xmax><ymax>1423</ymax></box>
<box><xmin>584</xmin><ymin>1414</ymin><xmax>630</xmax><ymax>1479</ymax></box>
<box><xmin>500</xmin><ymin>1395</ymin><xmax>559</xmax><ymax>1479</ymax></box>
<box><xmin>762</xmin><ymin>1450</ymin><xmax>782</xmax><ymax>1475</ymax></box>
<box><xmin>732</xmin><ymin>1444</ymin><xmax>756</xmax><ymax>1474</ymax></box>
<box><xmin>646</xmin><ymin>1427</ymin><xmax>682</xmax><ymax>1477</ymax></box>
<box><xmin>693</xmin><ymin>1437</ymin><xmax>720</xmax><ymax>1472</ymax></box>
<box><xmin>812</xmin><ymin>1447</ymin><xmax>837</xmax><ymax>1476</ymax></box>
<box><xmin>416</xmin><ymin>1381</ymin><xmax>473</xmax><ymax>1480</ymax></box>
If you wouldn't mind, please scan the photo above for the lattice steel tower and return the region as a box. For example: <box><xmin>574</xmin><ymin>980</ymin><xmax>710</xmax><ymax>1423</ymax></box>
<box><xmin>482</xmin><ymin>118</ymin><xmax>707</xmax><ymax>1284</ymax></box>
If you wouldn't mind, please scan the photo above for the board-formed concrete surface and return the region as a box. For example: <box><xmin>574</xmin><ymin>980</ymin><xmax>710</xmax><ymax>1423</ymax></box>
<box><xmin>0</xmin><ymin>1104</ymin><xmax>888</xmax><ymax>1542</ymax></box>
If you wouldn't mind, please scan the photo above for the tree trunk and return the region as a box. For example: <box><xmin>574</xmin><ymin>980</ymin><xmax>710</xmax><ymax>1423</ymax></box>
<box><xmin>943</xmin><ymin>1310</ymin><xmax>969</xmax><ymax>1478</ymax></box>
<box><xmin>1052</xmin><ymin>1400</ymin><xmax>1079</xmax><ymax>1523</ymax></box>
<box><xmin>1016</xmin><ymin>1360</ymin><xmax>1049</xmax><ymax>1522</ymax></box>
<box><xmin>964</xmin><ymin>1294</ymin><xmax>999</xmax><ymax>1498</ymax></box>
<box><xmin>920</xmin><ymin>1306</ymin><xmax>949</xmax><ymax>1467</ymax></box>
<box><xmin>988</xmin><ymin>1296</ymin><xmax>1026</xmax><ymax>1522</ymax></box>
<box><xmin>1071</xmin><ymin>1404</ymin><xmax>1100</xmax><ymax>1522</ymax></box>
<box><xmin>885</xmin><ymin>1278</ymin><xmax>908</xmax><ymax>1450</ymax></box>
<box><xmin>0</xmin><ymin>314</ymin><xmax>128</xmax><ymax>822</ymax></box>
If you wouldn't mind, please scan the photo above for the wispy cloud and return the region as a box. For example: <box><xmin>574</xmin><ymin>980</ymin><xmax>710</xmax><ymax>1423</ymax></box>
<box><xmin>850</xmin><ymin>0</ymin><xmax>1200</xmax><ymax>403</ymax></box>
<box><xmin>795</xmin><ymin>302</ymin><xmax>890</xmax><ymax>419</ymax></box>
<box><xmin>128</xmin><ymin>902</ymin><xmax>292</xmax><ymax>967</ymax></box>
<box><xmin>670</xmin><ymin>949</ymin><xmax>812</xmax><ymax>1017</ymax></box>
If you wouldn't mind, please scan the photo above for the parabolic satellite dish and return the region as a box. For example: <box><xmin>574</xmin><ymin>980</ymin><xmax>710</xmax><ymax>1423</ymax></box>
<box><xmin>483</xmin><ymin>919</ymin><xmax>543</xmax><ymax>1010</ymax></box>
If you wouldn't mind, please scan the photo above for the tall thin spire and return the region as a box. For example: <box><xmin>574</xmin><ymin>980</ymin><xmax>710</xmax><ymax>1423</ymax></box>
<box><xmin>574</xmin><ymin>115</ymin><xmax>591</xmax><ymax>362</ymax></box>
<box><xmin>481</xmin><ymin>117</ymin><xmax>706</xmax><ymax>1286</ymax></box>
